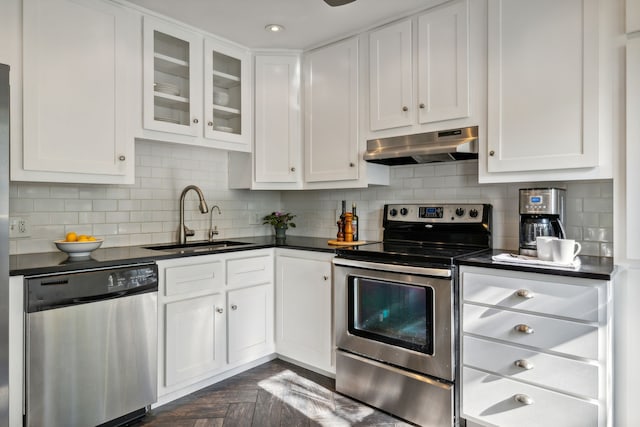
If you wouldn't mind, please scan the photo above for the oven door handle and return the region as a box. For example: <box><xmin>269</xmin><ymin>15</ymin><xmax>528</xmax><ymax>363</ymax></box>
<box><xmin>332</xmin><ymin>258</ymin><xmax>452</xmax><ymax>278</ymax></box>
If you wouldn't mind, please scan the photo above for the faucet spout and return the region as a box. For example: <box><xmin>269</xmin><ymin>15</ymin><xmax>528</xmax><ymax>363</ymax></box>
<box><xmin>208</xmin><ymin>205</ymin><xmax>222</xmax><ymax>241</ymax></box>
<box><xmin>178</xmin><ymin>185</ymin><xmax>209</xmax><ymax>245</ymax></box>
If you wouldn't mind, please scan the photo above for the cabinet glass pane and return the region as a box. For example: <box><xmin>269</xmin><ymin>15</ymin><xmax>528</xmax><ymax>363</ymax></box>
<box><xmin>210</xmin><ymin>51</ymin><xmax>241</xmax><ymax>135</ymax></box>
<box><xmin>153</xmin><ymin>31</ymin><xmax>191</xmax><ymax>126</ymax></box>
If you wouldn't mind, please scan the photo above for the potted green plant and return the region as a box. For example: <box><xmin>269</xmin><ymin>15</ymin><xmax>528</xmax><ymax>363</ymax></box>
<box><xmin>262</xmin><ymin>211</ymin><xmax>296</xmax><ymax>240</ymax></box>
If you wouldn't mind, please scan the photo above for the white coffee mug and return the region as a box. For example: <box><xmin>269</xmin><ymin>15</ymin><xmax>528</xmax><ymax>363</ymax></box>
<box><xmin>536</xmin><ymin>236</ymin><xmax>558</xmax><ymax>261</ymax></box>
<box><xmin>552</xmin><ymin>239</ymin><xmax>581</xmax><ymax>264</ymax></box>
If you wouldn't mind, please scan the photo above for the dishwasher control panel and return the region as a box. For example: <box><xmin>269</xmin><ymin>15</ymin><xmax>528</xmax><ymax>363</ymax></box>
<box><xmin>25</xmin><ymin>263</ymin><xmax>158</xmax><ymax>312</ymax></box>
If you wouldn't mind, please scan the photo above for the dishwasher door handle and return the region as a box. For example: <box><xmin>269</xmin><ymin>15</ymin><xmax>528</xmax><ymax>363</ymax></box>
<box><xmin>73</xmin><ymin>291</ymin><xmax>127</xmax><ymax>304</ymax></box>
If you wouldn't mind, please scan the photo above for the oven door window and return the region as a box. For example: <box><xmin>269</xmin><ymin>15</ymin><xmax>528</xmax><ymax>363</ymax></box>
<box><xmin>348</xmin><ymin>276</ymin><xmax>434</xmax><ymax>355</ymax></box>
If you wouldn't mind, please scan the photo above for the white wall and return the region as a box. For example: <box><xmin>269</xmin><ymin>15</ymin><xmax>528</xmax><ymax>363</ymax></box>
<box><xmin>8</xmin><ymin>140</ymin><xmax>281</xmax><ymax>254</ymax></box>
<box><xmin>282</xmin><ymin>161</ymin><xmax>614</xmax><ymax>254</ymax></box>
<box><xmin>9</xmin><ymin>151</ymin><xmax>613</xmax><ymax>255</ymax></box>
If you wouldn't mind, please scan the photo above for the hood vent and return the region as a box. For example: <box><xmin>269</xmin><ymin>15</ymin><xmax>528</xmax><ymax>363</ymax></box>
<box><xmin>364</xmin><ymin>126</ymin><xmax>479</xmax><ymax>165</ymax></box>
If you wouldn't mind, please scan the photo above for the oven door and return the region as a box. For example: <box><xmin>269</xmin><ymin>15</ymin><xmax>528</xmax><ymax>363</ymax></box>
<box><xmin>333</xmin><ymin>258</ymin><xmax>454</xmax><ymax>381</ymax></box>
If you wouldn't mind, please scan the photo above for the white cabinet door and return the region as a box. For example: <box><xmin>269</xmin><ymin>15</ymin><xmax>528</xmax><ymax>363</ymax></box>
<box><xmin>227</xmin><ymin>283</ymin><xmax>274</xmax><ymax>364</ymax></box>
<box><xmin>304</xmin><ymin>37</ymin><xmax>359</xmax><ymax>182</ymax></box>
<box><xmin>164</xmin><ymin>293</ymin><xmax>225</xmax><ymax>386</ymax></box>
<box><xmin>627</xmin><ymin>36</ymin><xmax>640</xmax><ymax>260</ymax></box>
<box><xmin>369</xmin><ymin>19</ymin><xmax>413</xmax><ymax>131</ymax></box>
<box><xmin>254</xmin><ymin>55</ymin><xmax>301</xmax><ymax>183</ymax></box>
<box><xmin>417</xmin><ymin>0</ymin><xmax>470</xmax><ymax>124</ymax></box>
<box><xmin>21</xmin><ymin>0</ymin><xmax>135</xmax><ymax>183</ymax></box>
<box><xmin>275</xmin><ymin>251</ymin><xmax>333</xmax><ymax>373</ymax></box>
<box><xmin>486</xmin><ymin>0</ymin><xmax>599</xmax><ymax>173</ymax></box>
<box><xmin>203</xmin><ymin>38</ymin><xmax>251</xmax><ymax>150</ymax></box>
<box><xmin>628</xmin><ymin>0</ymin><xmax>640</xmax><ymax>33</ymax></box>
<box><xmin>143</xmin><ymin>17</ymin><xmax>203</xmax><ymax>137</ymax></box>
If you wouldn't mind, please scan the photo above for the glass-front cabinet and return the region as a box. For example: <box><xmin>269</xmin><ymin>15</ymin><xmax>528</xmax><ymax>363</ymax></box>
<box><xmin>203</xmin><ymin>39</ymin><xmax>251</xmax><ymax>147</ymax></box>
<box><xmin>143</xmin><ymin>17</ymin><xmax>202</xmax><ymax>136</ymax></box>
<box><xmin>143</xmin><ymin>17</ymin><xmax>251</xmax><ymax>152</ymax></box>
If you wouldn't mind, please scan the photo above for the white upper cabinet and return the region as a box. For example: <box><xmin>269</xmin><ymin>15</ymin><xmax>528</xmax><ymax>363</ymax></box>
<box><xmin>19</xmin><ymin>0</ymin><xmax>137</xmax><ymax>184</ymax></box>
<box><xmin>143</xmin><ymin>17</ymin><xmax>202</xmax><ymax>136</ymax></box>
<box><xmin>483</xmin><ymin>0</ymin><xmax>609</xmax><ymax>181</ymax></box>
<box><xmin>142</xmin><ymin>17</ymin><xmax>251</xmax><ymax>152</ymax></box>
<box><xmin>253</xmin><ymin>54</ymin><xmax>301</xmax><ymax>185</ymax></box>
<box><xmin>369</xmin><ymin>19</ymin><xmax>414</xmax><ymax>130</ymax></box>
<box><xmin>417</xmin><ymin>0</ymin><xmax>470</xmax><ymax>124</ymax></box>
<box><xmin>627</xmin><ymin>36</ymin><xmax>640</xmax><ymax>260</ymax></box>
<box><xmin>304</xmin><ymin>37</ymin><xmax>360</xmax><ymax>183</ymax></box>
<box><xmin>366</xmin><ymin>0</ymin><xmax>483</xmax><ymax>143</ymax></box>
<box><xmin>203</xmin><ymin>39</ymin><xmax>251</xmax><ymax>149</ymax></box>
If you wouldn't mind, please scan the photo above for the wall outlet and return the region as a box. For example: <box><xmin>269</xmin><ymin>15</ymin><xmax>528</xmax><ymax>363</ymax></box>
<box><xmin>9</xmin><ymin>216</ymin><xmax>31</xmax><ymax>238</ymax></box>
<box><xmin>249</xmin><ymin>213</ymin><xmax>261</xmax><ymax>225</ymax></box>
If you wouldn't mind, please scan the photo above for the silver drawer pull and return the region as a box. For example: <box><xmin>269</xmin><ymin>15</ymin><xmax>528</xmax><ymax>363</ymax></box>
<box><xmin>514</xmin><ymin>394</ymin><xmax>534</xmax><ymax>405</ymax></box>
<box><xmin>216</xmin><ymin>307</ymin><xmax>224</xmax><ymax>314</ymax></box>
<box><xmin>231</xmin><ymin>304</ymin><xmax>238</xmax><ymax>311</ymax></box>
<box><xmin>514</xmin><ymin>324</ymin><xmax>534</xmax><ymax>334</ymax></box>
<box><xmin>514</xmin><ymin>359</ymin><xmax>534</xmax><ymax>370</ymax></box>
<box><xmin>515</xmin><ymin>289</ymin><xmax>534</xmax><ymax>299</ymax></box>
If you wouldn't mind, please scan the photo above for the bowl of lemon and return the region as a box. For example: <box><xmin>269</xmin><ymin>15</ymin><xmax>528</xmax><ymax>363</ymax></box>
<box><xmin>54</xmin><ymin>232</ymin><xmax>103</xmax><ymax>257</ymax></box>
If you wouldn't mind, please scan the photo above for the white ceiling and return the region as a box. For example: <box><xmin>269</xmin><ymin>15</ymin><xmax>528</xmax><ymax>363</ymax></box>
<box><xmin>126</xmin><ymin>0</ymin><xmax>441</xmax><ymax>50</ymax></box>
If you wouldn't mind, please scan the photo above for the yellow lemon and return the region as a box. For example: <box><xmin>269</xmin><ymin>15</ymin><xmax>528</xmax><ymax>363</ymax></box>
<box><xmin>88</xmin><ymin>236</ymin><xmax>96</xmax><ymax>241</ymax></box>
<box><xmin>65</xmin><ymin>232</ymin><xmax>78</xmax><ymax>242</ymax></box>
<box><xmin>77</xmin><ymin>235</ymin><xmax>89</xmax><ymax>242</ymax></box>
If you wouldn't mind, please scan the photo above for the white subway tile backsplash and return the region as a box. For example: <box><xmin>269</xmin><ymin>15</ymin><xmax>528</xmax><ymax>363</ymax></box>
<box><xmin>8</xmin><ymin>141</ymin><xmax>614</xmax><ymax>257</ymax></box>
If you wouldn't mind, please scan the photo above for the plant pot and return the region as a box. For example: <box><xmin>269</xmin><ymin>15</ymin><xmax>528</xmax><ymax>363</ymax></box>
<box><xmin>275</xmin><ymin>225</ymin><xmax>287</xmax><ymax>240</ymax></box>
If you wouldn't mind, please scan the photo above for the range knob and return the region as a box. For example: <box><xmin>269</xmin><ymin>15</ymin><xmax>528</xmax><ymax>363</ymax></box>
<box><xmin>400</xmin><ymin>208</ymin><xmax>409</xmax><ymax>216</ymax></box>
<box><xmin>389</xmin><ymin>208</ymin><xmax>398</xmax><ymax>217</ymax></box>
<box><xmin>469</xmin><ymin>208</ymin><xmax>479</xmax><ymax>218</ymax></box>
<box><xmin>455</xmin><ymin>208</ymin><xmax>466</xmax><ymax>217</ymax></box>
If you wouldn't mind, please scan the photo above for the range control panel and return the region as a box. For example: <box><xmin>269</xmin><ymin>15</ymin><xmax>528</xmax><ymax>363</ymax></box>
<box><xmin>385</xmin><ymin>204</ymin><xmax>487</xmax><ymax>223</ymax></box>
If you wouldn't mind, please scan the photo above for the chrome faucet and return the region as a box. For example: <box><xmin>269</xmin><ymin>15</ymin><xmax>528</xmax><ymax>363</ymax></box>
<box><xmin>178</xmin><ymin>185</ymin><xmax>209</xmax><ymax>245</ymax></box>
<box><xmin>208</xmin><ymin>205</ymin><xmax>222</xmax><ymax>242</ymax></box>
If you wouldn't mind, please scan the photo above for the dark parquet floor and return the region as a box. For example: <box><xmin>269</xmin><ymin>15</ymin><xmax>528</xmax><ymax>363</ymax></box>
<box><xmin>137</xmin><ymin>359</ymin><xmax>411</xmax><ymax>427</ymax></box>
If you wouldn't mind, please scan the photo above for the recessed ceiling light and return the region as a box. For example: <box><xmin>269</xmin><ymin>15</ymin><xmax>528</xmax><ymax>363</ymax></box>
<box><xmin>265</xmin><ymin>24</ymin><xmax>285</xmax><ymax>33</ymax></box>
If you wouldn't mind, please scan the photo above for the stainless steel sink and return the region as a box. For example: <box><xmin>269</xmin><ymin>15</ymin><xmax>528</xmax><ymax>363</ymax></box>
<box><xmin>144</xmin><ymin>240</ymin><xmax>251</xmax><ymax>254</ymax></box>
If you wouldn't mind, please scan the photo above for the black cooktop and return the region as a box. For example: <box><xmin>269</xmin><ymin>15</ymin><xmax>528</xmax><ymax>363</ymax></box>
<box><xmin>335</xmin><ymin>203</ymin><xmax>493</xmax><ymax>268</ymax></box>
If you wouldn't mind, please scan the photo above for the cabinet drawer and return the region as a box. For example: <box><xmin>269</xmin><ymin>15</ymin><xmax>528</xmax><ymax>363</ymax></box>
<box><xmin>462</xmin><ymin>367</ymin><xmax>599</xmax><ymax>427</ymax></box>
<box><xmin>226</xmin><ymin>255</ymin><xmax>272</xmax><ymax>286</ymax></box>
<box><xmin>462</xmin><ymin>271</ymin><xmax>600</xmax><ymax>322</ymax></box>
<box><xmin>463</xmin><ymin>303</ymin><xmax>599</xmax><ymax>360</ymax></box>
<box><xmin>463</xmin><ymin>336</ymin><xmax>599</xmax><ymax>399</ymax></box>
<box><xmin>165</xmin><ymin>261</ymin><xmax>223</xmax><ymax>296</ymax></box>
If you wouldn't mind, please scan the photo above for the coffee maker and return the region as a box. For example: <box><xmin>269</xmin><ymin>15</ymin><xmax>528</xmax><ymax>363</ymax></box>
<box><xmin>519</xmin><ymin>188</ymin><xmax>566</xmax><ymax>256</ymax></box>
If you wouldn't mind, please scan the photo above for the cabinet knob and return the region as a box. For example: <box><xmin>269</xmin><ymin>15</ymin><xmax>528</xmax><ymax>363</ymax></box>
<box><xmin>290</xmin><ymin>167</ymin><xmax>296</xmax><ymax>172</ymax></box>
<box><xmin>208</xmin><ymin>121</ymin><xmax>213</xmax><ymax>127</ymax></box>
<box><xmin>402</xmin><ymin>106</ymin><xmax>409</xmax><ymax>112</ymax></box>
<box><xmin>118</xmin><ymin>155</ymin><xmax>126</xmax><ymax>162</ymax></box>
<box><xmin>515</xmin><ymin>289</ymin><xmax>534</xmax><ymax>299</ymax></box>
<box><xmin>514</xmin><ymin>359</ymin><xmax>534</xmax><ymax>370</ymax></box>
<box><xmin>419</xmin><ymin>103</ymin><xmax>425</xmax><ymax>109</ymax></box>
<box><xmin>514</xmin><ymin>324</ymin><xmax>534</xmax><ymax>334</ymax></box>
<box><xmin>193</xmin><ymin>118</ymin><xmax>199</xmax><ymax>124</ymax></box>
<box><xmin>349</xmin><ymin>162</ymin><xmax>355</xmax><ymax>167</ymax></box>
<box><xmin>231</xmin><ymin>304</ymin><xmax>238</xmax><ymax>311</ymax></box>
<box><xmin>323</xmin><ymin>275</ymin><xmax>329</xmax><ymax>281</ymax></box>
<box><xmin>489</xmin><ymin>150</ymin><xmax>495</xmax><ymax>156</ymax></box>
<box><xmin>216</xmin><ymin>307</ymin><xmax>224</xmax><ymax>314</ymax></box>
<box><xmin>514</xmin><ymin>394</ymin><xmax>535</xmax><ymax>406</ymax></box>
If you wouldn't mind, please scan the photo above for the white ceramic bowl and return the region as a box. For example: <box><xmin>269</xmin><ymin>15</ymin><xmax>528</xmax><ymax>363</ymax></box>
<box><xmin>213</xmin><ymin>91</ymin><xmax>229</xmax><ymax>106</ymax></box>
<box><xmin>54</xmin><ymin>239</ymin><xmax>103</xmax><ymax>257</ymax></box>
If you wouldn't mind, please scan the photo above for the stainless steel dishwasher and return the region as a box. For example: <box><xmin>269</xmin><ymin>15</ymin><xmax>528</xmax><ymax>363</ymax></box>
<box><xmin>25</xmin><ymin>263</ymin><xmax>158</xmax><ymax>427</ymax></box>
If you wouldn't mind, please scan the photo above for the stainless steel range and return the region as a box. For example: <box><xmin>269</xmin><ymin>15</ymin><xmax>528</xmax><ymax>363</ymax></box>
<box><xmin>333</xmin><ymin>203</ymin><xmax>492</xmax><ymax>427</ymax></box>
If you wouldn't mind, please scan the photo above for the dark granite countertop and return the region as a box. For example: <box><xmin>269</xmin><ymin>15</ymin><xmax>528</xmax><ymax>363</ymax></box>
<box><xmin>9</xmin><ymin>235</ymin><xmax>351</xmax><ymax>276</ymax></box>
<box><xmin>457</xmin><ymin>249</ymin><xmax>616</xmax><ymax>280</ymax></box>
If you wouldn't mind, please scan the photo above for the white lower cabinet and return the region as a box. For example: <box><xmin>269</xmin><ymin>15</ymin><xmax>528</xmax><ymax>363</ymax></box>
<box><xmin>275</xmin><ymin>249</ymin><xmax>334</xmax><ymax>374</ymax></box>
<box><xmin>460</xmin><ymin>266</ymin><xmax>611</xmax><ymax>427</ymax></box>
<box><xmin>156</xmin><ymin>249</ymin><xmax>274</xmax><ymax>400</ymax></box>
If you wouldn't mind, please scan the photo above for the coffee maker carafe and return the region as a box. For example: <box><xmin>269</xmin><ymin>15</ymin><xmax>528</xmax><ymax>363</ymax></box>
<box><xmin>519</xmin><ymin>188</ymin><xmax>566</xmax><ymax>256</ymax></box>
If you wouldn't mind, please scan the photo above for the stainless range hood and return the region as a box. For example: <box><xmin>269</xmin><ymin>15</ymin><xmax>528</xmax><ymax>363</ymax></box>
<box><xmin>364</xmin><ymin>126</ymin><xmax>478</xmax><ymax>165</ymax></box>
